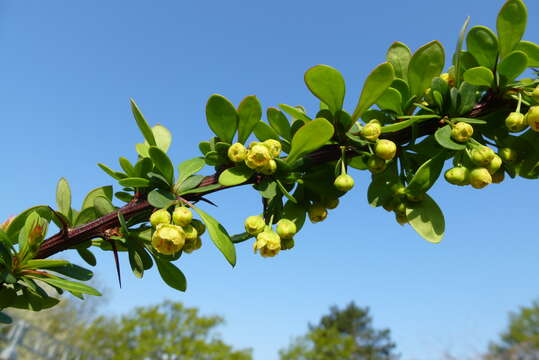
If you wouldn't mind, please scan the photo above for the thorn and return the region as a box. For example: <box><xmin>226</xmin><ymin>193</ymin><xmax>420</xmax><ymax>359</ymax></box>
<box><xmin>107</xmin><ymin>238</ymin><xmax>122</xmax><ymax>288</ymax></box>
<box><xmin>198</xmin><ymin>197</ymin><xmax>218</xmax><ymax>207</ymax></box>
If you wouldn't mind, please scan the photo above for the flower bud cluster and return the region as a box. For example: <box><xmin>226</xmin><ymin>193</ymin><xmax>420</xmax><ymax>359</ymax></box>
<box><xmin>444</xmin><ymin>145</ymin><xmax>504</xmax><ymax>189</ymax></box>
<box><xmin>228</xmin><ymin>139</ymin><xmax>282</xmax><ymax>175</ymax></box>
<box><xmin>149</xmin><ymin>207</ymin><xmax>204</xmax><ymax>255</ymax></box>
<box><xmin>245</xmin><ymin>216</ymin><xmax>297</xmax><ymax>257</ymax></box>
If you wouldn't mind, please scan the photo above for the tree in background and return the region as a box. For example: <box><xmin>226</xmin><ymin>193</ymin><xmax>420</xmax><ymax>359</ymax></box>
<box><xmin>279</xmin><ymin>302</ymin><xmax>398</xmax><ymax>360</ymax></box>
<box><xmin>485</xmin><ymin>300</ymin><xmax>539</xmax><ymax>360</ymax></box>
<box><xmin>79</xmin><ymin>300</ymin><xmax>252</xmax><ymax>360</ymax></box>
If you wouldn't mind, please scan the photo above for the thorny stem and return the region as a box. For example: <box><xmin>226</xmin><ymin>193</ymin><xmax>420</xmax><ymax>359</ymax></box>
<box><xmin>35</xmin><ymin>95</ymin><xmax>510</xmax><ymax>259</ymax></box>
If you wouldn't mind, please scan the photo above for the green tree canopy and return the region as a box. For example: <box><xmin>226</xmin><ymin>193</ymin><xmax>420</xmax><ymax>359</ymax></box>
<box><xmin>279</xmin><ymin>302</ymin><xmax>398</xmax><ymax>360</ymax></box>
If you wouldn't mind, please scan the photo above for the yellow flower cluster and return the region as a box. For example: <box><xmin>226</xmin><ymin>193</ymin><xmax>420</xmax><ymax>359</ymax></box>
<box><xmin>228</xmin><ymin>140</ymin><xmax>282</xmax><ymax>175</ymax></box>
<box><xmin>244</xmin><ymin>215</ymin><xmax>296</xmax><ymax>258</ymax></box>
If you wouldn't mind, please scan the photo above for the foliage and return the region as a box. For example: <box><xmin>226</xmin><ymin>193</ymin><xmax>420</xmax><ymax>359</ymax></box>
<box><xmin>485</xmin><ymin>300</ymin><xmax>539</xmax><ymax>359</ymax></box>
<box><xmin>0</xmin><ymin>0</ymin><xmax>538</xmax><ymax>320</ymax></box>
<box><xmin>79</xmin><ymin>300</ymin><xmax>252</xmax><ymax>360</ymax></box>
<box><xmin>279</xmin><ymin>302</ymin><xmax>398</xmax><ymax>360</ymax></box>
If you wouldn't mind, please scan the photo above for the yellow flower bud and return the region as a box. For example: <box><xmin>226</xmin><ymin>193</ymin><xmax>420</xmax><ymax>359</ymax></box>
<box><xmin>469</xmin><ymin>168</ymin><xmax>492</xmax><ymax>189</ymax></box>
<box><xmin>367</xmin><ymin>156</ymin><xmax>386</xmax><ymax>174</ymax></box>
<box><xmin>531</xmin><ymin>86</ymin><xmax>539</xmax><ymax>103</ymax></box>
<box><xmin>451</xmin><ymin>122</ymin><xmax>474</xmax><ymax>142</ymax></box>
<box><xmin>527</xmin><ymin>106</ymin><xmax>539</xmax><ymax>132</ymax></box>
<box><xmin>505</xmin><ymin>112</ymin><xmax>528</xmax><ymax>132</ymax></box>
<box><xmin>487</xmin><ymin>155</ymin><xmax>502</xmax><ymax>175</ymax></box>
<box><xmin>263</xmin><ymin>139</ymin><xmax>282</xmax><ymax>158</ymax></box>
<box><xmin>244</xmin><ymin>215</ymin><xmax>265</xmax><ymax>235</ymax></box>
<box><xmin>470</xmin><ymin>146</ymin><xmax>495</xmax><ymax>167</ymax></box>
<box><xmin>491</xmin><ymin>169</ymin><xmax>505</xmax><ymax>184</ymax></box>
<box><xmin>150</xmin><ymin>209</ymin><xmax>171</xmax><ymax>227</ymax></box>
<box><xmin>322</xmin><ymin>198</ymin><xmax>339</xmax><ymax>210</ymax></box>
<box><xmin>395</xmin><ymin>212</ymin><xmax>408</xmax><ymax>225</ymax></box>
<box><xmin>183</xmin><ymin>237</ymin><xmax>202</xmax><ymax>254</ymax></box>
<box><xmin>308</xmin><ymin>204</ymin><xmax>327</xmax><ymax>223</ymax></box>
<box><xmin>245</xmin><ymin>144</ymin><xmax>271</xmax><ymax>169</ymax></box>
<box><xmin>253</xmin><ymin>229</ymin><xmax>281</xmax><ymax>258</ymax></box>
<box><xmin>259</xmin><ymin>159</ymin><xmax>277</xmax><ymax>175</ymax></box>
<box><xmin>172</xmin><ymin>207</ymin><xmax>192</xmax><ymax>227</ymax></box>
<box><xmin>191</xmin><ymin>219</ymin><xmax>206</xmax><ymax>236</ymax></box>
<box><xmin>334</xmin><ymin>174</ymin><xmax>354</xmax><ymax>192</ymax></box>
<box><xmin>374</xmin><ymin>139</ymin><xmax>397</xmax><ymax>160</ymax></box>
<box><xmin>182</xmin><ymin>224</ymin><xmax>198</xmax><ymax>241</ymax></box>
<box><xmin>361</xmin><ymin>121</ymin><xmax>382</xmax><ymax>141</ymax></box>
<box><xmin>151</xmin><ymin>224</ymin><xmax>185</xmax><ymax>255</ymax></box>
<box><xmin>276</xmin><ymin>219</ymin><xmax>297</xmax><ymax>240</ymax></box>
<box><xmin>227</xmin><ymin>143</ymin><xmax>248</xmax><ymax>162</ymax></box>
<box><xmin>444</xmin><ymin>167</ymin><xmax>470</xmax><ymax>186</ymax></box>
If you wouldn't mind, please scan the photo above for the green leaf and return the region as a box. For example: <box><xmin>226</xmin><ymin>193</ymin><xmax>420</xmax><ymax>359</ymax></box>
<box><xmin>279</xmin><ymin>104</ymin><xmax>312</xmax><ymax>123</ymax></box>
<box><xmin>6</xmin><ymin>206</ymin><xmax>53</xmax><ymax>245</ymax></box>
<box><xmin>155</xmin><ymin>258</ymin><xmax>187</xmax><ymax>292</ymax></box>
<box><xmin>282</xmin><ymin>199</ymin><xmax>306</xmax><ymax>231</ymax></box>
<box><xmin>147</xmin><ymin>189</ymin><xmax>176</xmax><ymax>209</ymax></box>
<box><xmin>463</xmin><ymin>66</ymin><xmax>494</xmax><ymax>87</ymax></box>
<box><xmin>118</xmin><ymin>177</ymin><xmax>151</xmax><ymax>188</ymax></box>
<box><xmin>177</xmin><ymin>157</ymin><xmax>205</xmax><ymax>188</ymax></box>
<box><xmin>127</xmin><ymin>240</ymin><xmax>150</xmax><ymax>278</ymax></box>
<box><xmin>206</xmin><ymin>94</ymin><xmax>238</xmax><ymax>144</ymax></box>
<box><xmin>407</xmin><ymin>41</ymin><xmax>445</xmax><ymax>97</ymax></box>
<box><xmin>267</xmin><ymin>108</ymin><xmax>291</xmax><ymax>140</ymax></box>
<box><xmin>118</xmin><ymin>157</ymin><xmax>136</xmax><ymax>177</ymax></box>
<box><xmin>450</xmin><ymin>117</ymin><xmax>487</xmax><ymax>125</ymax></box>
<box><xmin>237</xmin><ymin>95</ymin><xmax>262</xmax><ymax>144</ymax></box>
<box><xmin>23</xmin><ymin>259</ymin><xmax>69</xmax><ymax>269</ymax></box>
<box><xmin>77</xmin><ymin>248</ymin><xmax>97</xmax><ymax>267</ymax></box>
<box><xmin>516</xmin><ymin>41</ymin><xmax>539</xmax><ymax>67</ymax></box>
<box><xmin>48</xmin><ymin>264</ymin><xmax>93</xmax><ymax>281</ymax></box>
<box><xmin>93</xmin><ymin>196</ymin><xmax>115</xmax><ymax>217</ymax></box>
<box><xmin>386</xmin><ymin>42</ymin><xmax>412</xmax><ymax>79</ymax></box>
<box><xmin>151</xmin><ymin>124</ymin><xmax>172</xmax><ymax>153</ymax></box>
<box><xmin>454</xmin><ymin>17</ymin><xmax>471</xmax><ymax>87</ymax></box>
<box><xmin>56</xmin><ymin>178</ymin><xmax>71</xmax><ymax>219</ymax></box>
<box><xmin>130</xmin><ymin>98</ymin><xmax>156</xmax><ymax>146</ymax></box>
<box><xmin>287</xmin><ymin>118</ymin><xmax>334</xmax><ymax>164</ymax></box>
<box><xmin>466</xmin><ymin>26</ymin><xmax>499</xmax><ymax>69</ymax></box>
<box><xmin>304</xmin><ymin>65</ymin><xmax>345</xmax><ymax>114</ymax></box>
<box><xmin>97</xmin><ymin>163</ymin><xmax>126</xmax><ymax>180</ymax></box>
<box><xmin>176</xmin><ymin>175</ymin><xmax>204</xmax><ymax>194</ymax></box>
<box><xmin>498</xmin><ymin>50</ymin><xmax>528</xmax><ymax>81</ymax></box>
<box><xmin>497</xmin><ymin>0</ymin><xmax>528</xmax><ymax>59</ymax></box>
<box><xmin>351</xmin><ymin>62</ymin><xmax>395</xmax><ymax>121</ymax></box>
<box><xmin>376</xmin><ymin>87</ymin><xmax>402</xmax><ymax>113</ymax></box>
<box><xmin>276</xmin><ymin>180</ymin><xmax>297</xmax><ymax>204</ymax></box>
<box><xmin>406</xmin><ymin>150</ymin><xmax>447</xmax><ymax>195</ymax></box>
<box><xmin>230</xmin><ymin>232</ymin><xmax>254</xmax><ymax>244</ymax></box>
<box><xmin>191</xmin><ymin>206</ymin><xmax>236</xmax><ymax>267</ymax></box>
<box><xmin>218</xmin><ymin>165</ymin><xmax>254</xmax><ymax>186</ymax></box>
<box><xmin>33</xmin><ymin>276</ymin><xmax>101</xmax><ymax>296</ymax></box>
<box><xmin>406</xmin><ymin>194</ymin><xmax>445</xmax><ymax>243</ymax></box>
<box><xmin>179</xmin><ymin>183</ymin><xmax>222</xmax><ymax>196</ymax></box>
<box><xmin>381</xmin><ymin>115</ymin><xmax>439</xmax><ymax>134</ymax></box>
<box><xmin>253</xmin><ymin>121</ymin><xmax>279</xmax><ymax>142</ymax></box>
<box><xmin>81</xmin><ymin>186</ymin><xmax>113</xmax><ymax>211</ymax></box>
<box><xmin>434</xmin><ymin>125</ymin><xmax>467</xmax><ymax>150</ymax></box>
<box><xmin>74</xmin><ymin>207</ymin><xmax>98</xmax><ymax>227</ymax></box>
<box><xmin>149</xmin><ymin>146</ymin><xmax>174</xmax><ymax>185</ymax></box>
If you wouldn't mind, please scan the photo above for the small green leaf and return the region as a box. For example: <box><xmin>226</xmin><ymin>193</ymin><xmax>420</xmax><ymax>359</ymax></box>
<box><xmin>450</xmin><ymin>117</ymin><xmax>487</xmax><ymax>125</ymax></box>
<box><xmin>381</xmin><ymin>115</ymin><xmax>439</xmax><ymax>134</ymax></box>
<box><xmin>179</xmin><ymin>183</ymin><xmax>222</xmax><ymax>196</ymax></box>
<box><xmin>304</xmin><ymin>65</ymin><xmax>345</xmax><ymax>114</ymax></box>
<box><xmin>81</xmin><ymin>186</ymin><xmax>113</xmax><ymax>211</ymax></box>
<box><xmin>351</xmin><ymin>62</ymin><xmax>395</xmax><ymax>121</ymax></box>
<box><xmin>386</xmin><ymin>42</ymin><xmax>412</xmax><ymax>79</ymax></box>
<box><xmin>516</xmin><ymin>41</ymin><xmax>539</xmax><ymax>67</ymax></box>
<box><xmin>407</xmin><ymin>41</ymin><xmax>445</xmax><ymax>97</ymax></box>
<box><xmin>376</xmin><ymin>87</ymin><xmax>402</xmax><ymax>113</ymax></box>
<box><xmin>155</xmin><ymin>258</ymin><xmax>187</xmax><ymax>291</ymax></box>
<box><xmin>434</xmin><ymin>125</ymin><xmax>467</xmax><ymax>150</ymax></box>
<box><xmin>49</xmin><ymin>264</ymin><xmax>93</xmax><ymax>281</ymax></box>
<box><xmin>118</xmin><ymin>157</ymin><xmax>136</xmax><ymax>177</ymax></box>
<box><xmin>218</xmin><ymin>166</ymin><xmax>254</xmax><ymax>186</ymax></box>
<box><xmin>498</xmin><ymin>50</ymin><xmax>528</xmax><ymax>81</ymax></box>
<box><xmin>287</xmin><ymin>118</ymin><xmax>334</xmax><ymax>164</ymax></box>
<box><xmin>276</xmin><ymin>180</ymin><xmax>297</xmax><ymax>204</ymax></box>
<box><xmin>282</xmin><ymin>200</ymin><xmax>306</xmax><ymax>231</ymax></box>
<box><xmin>206</xmin><ymin>94</ymin><xmax>238</xmax><ymax>144</ymax></box>
<box><xmin>149</xmin><ymin>146</ymin><xmax>174</xmax><ymax>185</ymax></box>
<box><xmin>97</xmin><ymin>163</ymin><xmax>126</xmax><ymax>180</ymax></box>
<box><xmin>237</xmin><ymin>95</ymin><xmax>262</xmax><ymax>144</ymax></box>
<box><xmin>466</xmin><ymin>26</ymin><xmax>499</xmax><ymax>69</ymax></box>
<box><xmin>279</xmin><ymin>104</ymin><xmax>312</xmax><ymax>123</ymax></box>
<box><xmin>230</xmin><ymin>232</ymin><xmax>254</xmax><ymax>244</ymax></box>
<box><xmin>406</xmin><ymin>194</ymin><xmax>445</xmax><ymax>243</ymax></box>
<box><xmin>23</xmin><ymin>259</ymin><xmax>69</xmax><ymax>269</ymax></box>
<box><xmin>267</xmin><ymin>108</ymin><xmax>291</xmax><ymax>140</ymax></box>
<box><xmin>93</xmin><ymin>196</ymin><xmax>115</xmax><ymax>217</ymax></box>
<box><xmin>253</xmin><ymin>121</ymin><xmax>279</xmax><ymax>142</ymax></box>
<box><xmin>406</xmin><ymin>150</ymin><xmax>447</xmax><ymax>195</ymax></box>
<box><xmin>130</xmin><ymin>99</ymin><xmax>156</xmax><ymax>146</ymax></box>
<box><xmin>75</xmin><ymin>207</ymin><xmax>98</xmax><ymax>227</ymax></box>
<box><xmin>77</xmin><ymin>248</ymin><xmax>97</xmax><ymax>266</ymax></box>
<box><xmin>32</xmin><ymin>276</ymin><xmax>101</xmax><ymax>296</ymax></box>
<box><xmin>118</xmin><ymin>177</ymin><xmax>151</xmax><ymax>188</ymax></box>
<box><xmin>463</xmin><ymin>66</ymin><xmax>494</xmax><ymax>87</ymax></box>
<box><xmin>56</xmin><ymin>178</ymin><xmax>71</xmax><ymax>219</ymax></box>
<box><xmin>147</xmin><ymin>189</ymin><xmax>176</xmax><ymax>209</ymax></box>
<box><xmin>191</xmin><ymin>206</ymin><xmax>236</xmax><ymax>267</ymax></box>
<box><xmin>176</xmin><ymin>175</ymin><xmax>204</xmax><ymax>194</ymax></box>
<box><xmin>454</xmin><ymin>17</ymin><xmax>471</xmax><ymax>87</ymax></box>
<box><xmin>497</xmin><ymin>0</ymin><xmax>528</xmax><ymax>59</ymax></box>
<box><xmin>151</xmin><ymin>124</ymin><xmax>172</xmax><ymax>153</ymax></box>
<box><xmin>177</xmin><ymin>157</ymin><xmax>205</xmax><ymax>187</ymax></box>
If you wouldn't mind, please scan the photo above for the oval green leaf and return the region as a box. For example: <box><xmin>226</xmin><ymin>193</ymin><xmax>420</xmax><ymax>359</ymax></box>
<box><xmin>406</xmin><ymin>150</ymin><xmax>447</xmax><ymax>195</ymax></box>
<box><xmin>466</xmin><ymin>26</ymin><xmax>499</xmax><ymax>69</ymax></box>
<box><xmin>386</xmin><ymin>42</ymin><xmax>412</xmax><ymax>79</ymax></box>
<box><xmin>218</xmin><ymin>166</ymin><xmax>254</xmax><ymax>186</ymax></box>
<box><xmin>497</xmin><ymin>0</ymin><xmax>528</xmax><ymax>59</ymax></box>
<box><xmin>498</xmin><ymin>50</ymin><xmax>528</xmax><ymax>81</ymax></box>
<box><xmin>406</xmin><ymin>194</ymin><xmax>445</xmax><ymax>244</ymax></box>
<box><xmin>304</xmin><ymin>65</ymin><xmax>345</xmax><ymax>114</ymax></box>
<box><xmin>206</xmin><ymin>94</ymin><xmax>238</xmax><ymax>144</ymax></box>
<box><xmin>407</xmin><ymin>41</ymin><xmax>445</xmax><ymax>97</ymax></box>
<box><xmin>118</xmin><ymin>177</ymin><xmax>151</xmax><ymax>188</ymax></box>
<box><xmin>56</xmin><ymin>177</ymin><xmax>71</xmax><ymax>219</ymax></box>
<box><xmin>149</xmin><ymin>146</ymin><xmax>174</xmax><ymax>185</ymax></box>
<box><xmin>351</xmin><ymin>62</ymin><xmax>395</xmax><ymax>121</ymax></box>
<box><xmin>237</xmin><ymin>95</ymin><xmax>262</xmax><ymax>144</ymax></box>
<box><xmin>130</xmin><ymin>99</ymin><xmax>156</xmax><ymax>146</ymax></box>
<box><xmin>516</xmin><ymin>40</ymin><xmax>539</xmax><ymax>67</ymax></box>
<box><xmin>267</xmin><ymin>107</ymin><xmax>291</xmax><ymax>140</ymax></box>
<box><xmin>463</xmin><ymin>66</ymin><xmax>494</xmax><ymax>87</ymax></box>
<box><xmin>286</xmin><ymin>118</ymin><xmax>334</xmax><ymax>164</ymax></box>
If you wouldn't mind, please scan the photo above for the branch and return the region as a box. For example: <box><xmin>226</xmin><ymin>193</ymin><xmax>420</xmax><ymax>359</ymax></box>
<box><xmin>35</xmin><ymin>95</ymin><xmax>508</xmax><ymax>259</ymax></box>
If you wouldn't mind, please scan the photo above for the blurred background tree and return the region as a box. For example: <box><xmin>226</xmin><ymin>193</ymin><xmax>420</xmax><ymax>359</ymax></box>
<box><xmin>279</xmin><ymin>302</ymin><xmax>398</xmax><ymax>360</ymax></box>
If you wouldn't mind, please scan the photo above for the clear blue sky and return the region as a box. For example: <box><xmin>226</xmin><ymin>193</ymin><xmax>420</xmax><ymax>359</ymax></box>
<box><xmin>1</xmin><ymin>1</ymin><xmax>538</xmax><ymax>359</ymax></box>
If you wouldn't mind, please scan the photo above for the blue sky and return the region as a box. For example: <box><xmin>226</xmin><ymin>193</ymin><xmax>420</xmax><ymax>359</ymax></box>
<box><xmin>1</xmin><ymin>0</ymin><xmax>538</xmax><ymax>359</ymax></box>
